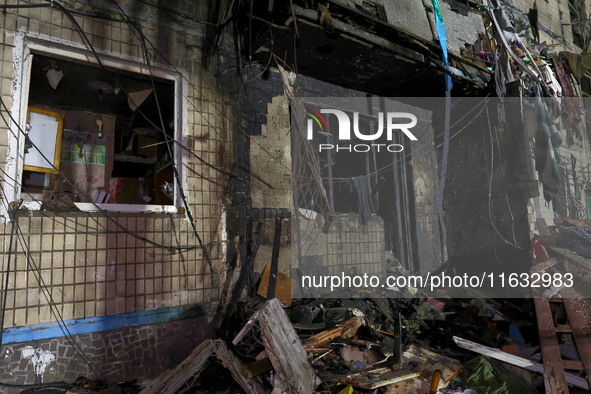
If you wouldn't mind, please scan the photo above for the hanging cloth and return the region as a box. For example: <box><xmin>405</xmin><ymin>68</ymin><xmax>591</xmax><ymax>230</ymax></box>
<box><xmin>494</xmin><ymin>8</ymin><xmax>518</xmax><ymax>45</ymax></box>
<box><xmin>553</xmin><ymin>58</ymin><xmax>583</xmax><ymax>143</ymax></box>
<box><xmin>534</xmin><ymin>93</ymin><xmax>563</xmax><ymax>201</ymax></box>
<box><xmin>553</xmin><ymin>58</ymin><xmax>576</xmax><ymax>97</ymax></box>
<box><xmin>539</xmin><ymin>60</ymin><xmax>562</xmax><ymax>97</ymax></box>
<box><xmin>431</xmin><ymin>0</ymin><xmax>453</xmax><ymax>90</ymax></box>
<box><xmin>351</xmin><ymin>176</ymin><xmax>374</xmax><ymax>225</ymax></box>
<box><xmin>553</xmin><ymin>58</ymin><xmax>581</xmax><ymax>115</ymax></box>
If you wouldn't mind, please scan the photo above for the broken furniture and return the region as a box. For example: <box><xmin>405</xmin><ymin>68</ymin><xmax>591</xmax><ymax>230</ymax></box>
<box><xmin>402</xmin><ymin>344</ymin><xmax>463</xmax><ymax>392</ymax></box>
<box><xmin>233</xmin><ymin>297</ymin><xmax>316</xmax><ymax>394</ymax></box>
<box><xmin>138</xmin><ymin>339</ymin><xmax>265</xmax><ymax>394</ymax></box>
<box><xmin>322</xmin><ymin>369</ymin><xmax>419</xmax><ymax>389</ymax></box>
<box><xmin>302</xmin><ymin>316</ymin><xmax>364</xmax><ymax>350</ymax></box>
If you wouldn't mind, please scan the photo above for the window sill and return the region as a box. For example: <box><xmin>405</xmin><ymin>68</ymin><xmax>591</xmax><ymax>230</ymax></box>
<box><xmin>22</xmin><ymin>200</ymin><xmax>178</xmax><ymax>214</ymax></box>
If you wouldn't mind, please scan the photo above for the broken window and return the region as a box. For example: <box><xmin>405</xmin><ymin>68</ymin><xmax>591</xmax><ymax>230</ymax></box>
<box><xmin>19</xmin><ymin>53</ymin><xmax>179</xmax><ymax>211</ymax></box>
<box><xmin>303</xmin><ymin>107</ymin><xmax>418</xmax><ymax>270</ymax></box>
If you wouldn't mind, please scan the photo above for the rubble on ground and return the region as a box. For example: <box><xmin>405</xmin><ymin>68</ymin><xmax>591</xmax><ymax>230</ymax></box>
<box><xmin>132</xmin><ymin>294</ymin><xmax>552</xmax><ymax>394</ymax></box>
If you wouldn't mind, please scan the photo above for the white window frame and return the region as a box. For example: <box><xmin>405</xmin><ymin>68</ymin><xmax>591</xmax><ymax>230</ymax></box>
<box><xmin>3</xmin><ymin>31</ymin><xmax>189</xmax><ymax>220</ymax></box>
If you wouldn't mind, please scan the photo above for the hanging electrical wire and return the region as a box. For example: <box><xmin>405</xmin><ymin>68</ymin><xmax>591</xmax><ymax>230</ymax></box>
<box><xmin>13</xmin><ymin>222</ymin><xmax>108</xmax><ymax>381</ymax></box>
<box><xmin>0</xmin><ymin>167</ymin><xmax>226</xmax><ymax>250</ymax></box>
<box><xmin>15</xmin><ymin>227</ymin><xmax>106</xmax><ymax>380</ymax></box>
<box><xmin>0</xmin><ymin>94</ymin><xmax>218</xmax><ymax>252</ymax></box>
<box><xmin>107</xmin><ymin>0</ymin><xmax>220</xmax><ymax>289</ymax></box>
<box><xmin>89</xmin><ymin>0</ymin><xmax>279</xmax><ymax>180</ymax></box>
<box><xmin>484</xmin><ymin>103</ymin><xmax>525</xmax><ymax>250</ymax></box>
<box><xmin>0</xmin><ymin>28</ymin><xmax>214</xmax><ymax>253</ymax></box>
<box><xmin>0</xmin><ymin>198</ymin><xmax>17</xmax><ymax>347</ymax></box>
<box><xmin>1</xmin><ymin>0</ymin><xmax>224</xmax><ymax>292</ymax></box>
<box><xmin>23</xmin><ymin>0</ymin><xmax>240</xmax><ymax>187</ymax></box>
<box><xmin>101</xmin><ymin>0</ymin><xmax>292</xmax><ymax>173</ymax></box>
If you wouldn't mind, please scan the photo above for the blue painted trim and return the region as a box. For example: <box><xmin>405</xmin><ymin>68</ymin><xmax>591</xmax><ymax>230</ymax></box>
<box><xmin>1</xmin><ymin>304</ymin><xmax>212</xmax><ymax>344</ymax></box>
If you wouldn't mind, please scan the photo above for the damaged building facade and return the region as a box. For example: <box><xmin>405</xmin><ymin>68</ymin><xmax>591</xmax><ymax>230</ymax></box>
<box><xmin>0</xmin><ymin>0</ymin><xmax>233</xmax><ymax>384</ymax></box>
<box><xmin>0</xmin><ymin>0</ymin><xmax>590</xmax><ymax>392</ymax></box>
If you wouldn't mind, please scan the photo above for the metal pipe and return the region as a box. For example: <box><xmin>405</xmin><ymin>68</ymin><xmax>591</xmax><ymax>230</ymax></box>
<box><xmin>400</xmin><ymin>133</ymin><xmax>414</xmax><ymax>271</ymax></box>
<box><xmin>371</xmin><ymin>121</ymin><xmax>379</xmax><ymax>210</ymax></box>
<box><xmin>392</xmin><ymin>143</ymin><xmax>406</xmax><ymax>267</ymax></box>
<box><xmin>365</xmin><ymin>141</ymin><xmax>372</xmax><ymax>194</ymax></box>
<box><xmin>292</xmin><ymin>130</ymin><xmax>303</xmax><ymax>268</ymax></box>
<box><xmin>326</xmin><ymin>117</ymin><xmax>335</xmax><ymax>214</ymax></box>
<box><xmin>248</xmin><ymin>0</ymin><xmax>253</xmax><ymax>64</ymax></box>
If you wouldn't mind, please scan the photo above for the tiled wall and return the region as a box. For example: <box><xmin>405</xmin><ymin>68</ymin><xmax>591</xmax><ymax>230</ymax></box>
<box><xmin>383</xmin><ymin>0</ymin><xmax>577</xmax><ymax>54</ymax></box>
<box><xmin>294</xmin><ymin>214</ymin><xmax>386</xmax><ymax>276</ymax></box>
<box><xmin>511</xmin><ymin>0</ymin><xmax>575</xmax><ymax>49</ymax></box>
<box><xmin>1</xmin><ymin>214</ymin><xmax>224</xmax><ymax>330</ymax></box>
<box><xmin>378</xmin><ymin>0</ymin><xmax>486</xmax><ymax>56</ymax></box>
<box><xmin>0</xmin><ymin>0</ymin><xmax>230</xmax><ymax>332</ymax></box>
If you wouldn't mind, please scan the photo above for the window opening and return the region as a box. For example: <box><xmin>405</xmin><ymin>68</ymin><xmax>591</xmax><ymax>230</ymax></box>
<box><xmin>22</xmin><ymin>53</ymin><xmax>176</xmax><ymax>207</ymax></box>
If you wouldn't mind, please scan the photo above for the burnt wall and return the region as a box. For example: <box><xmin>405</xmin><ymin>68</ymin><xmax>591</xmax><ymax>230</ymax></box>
<box><xmin>216</xmin><ymin>24</ymin><xmax>376</xmax><ymax>275</ymax></box>
<box><xmin>0</xmin><ymin>0</ymin><xmax>230</xmax><ymax>344</ymax></box>
<box><xmin>437</xmin><ymin>98</ymin><xmax>533</xmax><ymax>274</ymax></box>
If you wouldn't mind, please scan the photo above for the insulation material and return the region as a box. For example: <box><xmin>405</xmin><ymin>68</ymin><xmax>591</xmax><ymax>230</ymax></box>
<box><xmin>46</xmin><ymin>69</ymin><xmax>63</xmax><ymax>89</ymax></box>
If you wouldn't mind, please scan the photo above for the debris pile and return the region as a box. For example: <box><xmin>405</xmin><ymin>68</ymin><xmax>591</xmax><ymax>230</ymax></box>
<box><xmin>147</xmin><ymin>214</ymin><xmax>591</xmax><ymax>394</ymax></box>
<box><xmin>130</xmin><ymin>291</ymin><xmax>585</xmax><ymax>394</ymax></box>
